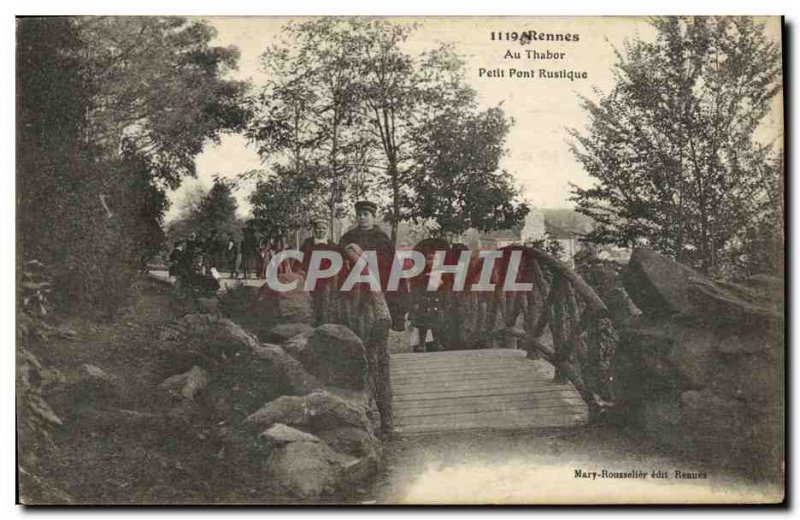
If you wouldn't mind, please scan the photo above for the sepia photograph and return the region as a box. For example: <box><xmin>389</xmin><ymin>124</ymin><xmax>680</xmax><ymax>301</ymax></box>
<box><xmin>15</xmin><ymin>14</ymin><xmax>785</xmax><ymax>505</ymax></box>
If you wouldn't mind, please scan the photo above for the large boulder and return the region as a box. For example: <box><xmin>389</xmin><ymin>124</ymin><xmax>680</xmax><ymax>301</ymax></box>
<box><xmin>266</xmin><ymin>441</ymin><xmax>351</xmax><ymax>500</ymax></box>
<box><xmin>717</xmin><ymin>332</ymin><xmax>775</xmax><ymax>355</ymax></box>
<box><xmin>158</xmin><ymin>313</ymin><xmax>260</xmax><ymax>363</ymax></box>
<box><xmin>258</xmin><ymin>274</ymin><xmax>315</xmax><ymax>325</ymax></box>
<box><xmin>623</xmin><ymin>248</ymin><xmax>700</xmax><ymax>318</ymax></box>
<box><xmin>687</xmin><ymin>276</ymin><xmax>782</xmax><ymax>329</ymax></box>
<box><xmin>297</xmin><ymin>325</ymin><xmax>368</xmax><ymax>391</ymax></box>
<box><xmin>246</xmin><ymin>391</ymin><xmax>371</xmax><ymax>432</ymax></box>
<box><xmin>619</xmin><ymin>325</ymin><xmax>682</xmax><ymax>392</ymax></box>
<box><xmin>252</xmin><ymin>344</ymin><xmax>322</xmax><ymax>395</ymax></box>
<box><xmin>219</xmin><ymin>283</ymin><xmax>313</xmax><ymax>341</ymax></box>
<box><xmin>624</xmin><ymin>249</ymin><xmax>783</xmax><ymax>331</ymax></box>
<box><xmin>205</xmin><ymin>349</ymin><xmax>297</xmax><ymax>423</ymax></box>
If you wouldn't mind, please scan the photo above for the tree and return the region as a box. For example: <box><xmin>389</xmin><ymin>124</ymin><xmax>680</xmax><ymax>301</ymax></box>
<box><xmin>406</xmin><ymin>106</ymin><xmax>529</xmax><ymax>234</ymax></box>
<box><xmin>249</xmin><ymin>18</ymin><xmax>522</xmax><ymax>245</ymax></box>
<box><xmin>350</xmin><ymin>26</ymin><xmax>481</xmax><ymax>243</ymax></box>
<box><xmin>569</xmin><ymin>17</ymin><xmax>782</xmax><ymax>277</ymax></box>
<box><xmin>75</xmin><ymin>17</ymin><xmax>250</xmax><ymax>188</ymax></box>
<box><xmin>194</xmin><ymin>180</ymin><xmax>241</xmax><ymax>244</ymax></box>
<box><xmin>247</xmin><ymin>167</ymin><xmax>318</xmax><ymax>241</ymax></box>
<box><xmin>17</xmin><ymin>17</ymin><xmax>248</xmax><ymax>314</ymax></box>
<box><xmin>248</xmin><ymin>19</ymin><xmax>377</xmax><ymax>240</ymax></box>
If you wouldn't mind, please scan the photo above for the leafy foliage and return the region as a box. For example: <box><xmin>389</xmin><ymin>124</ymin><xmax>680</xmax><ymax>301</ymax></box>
<box><xmin>248</xmin><ymin>18</ymin><xmax>527</xmax><ymax>243</ymax></box>
<box><xmin>248</xmin><ymin>167</ymin><xmax>319</xmax><ymax>239</ymax></box>
<box><xmin>17</xmin><ymin>17</ymin><xmax>247</xmax><ymax>315</ymax></box>
<box><xmin>195</xmin><ymin>180</ymin><xmax>241</xmax><ymax>243</ymax></box>
<box><xmin>247</xmin><ymin>19</ymin><xmax>378</xmax><ymax>238</ymax></box>
<box><xmin>569</xmin><ymin>17</ymin><xmax>783</xmax><ymax>277</ymax></box>
<box><xmin>406</xmin><ymin>106</ymin><xmax>529</xmax><ymax>234</ymax></box>
<box><xmin>76</xmin><ymin>17</ymin><xmax>250</xmax><ymax>188</ymax></box>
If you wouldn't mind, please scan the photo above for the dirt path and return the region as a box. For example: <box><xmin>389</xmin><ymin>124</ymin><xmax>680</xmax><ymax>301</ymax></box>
<box><xmin>367</xmin><ymin>426</ymin><xmax>782</xmax><ymax>504</ymax></box>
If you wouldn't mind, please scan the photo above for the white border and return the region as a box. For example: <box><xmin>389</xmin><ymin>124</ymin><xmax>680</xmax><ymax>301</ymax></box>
<box><xmin>2</xmin><ymin>1</ymin><xmax>796</xmax><ymax>519</ymax></box>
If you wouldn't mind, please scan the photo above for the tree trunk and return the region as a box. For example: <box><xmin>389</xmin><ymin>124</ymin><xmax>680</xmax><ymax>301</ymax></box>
<box><xmin>389</xmin><ymin>160</ymin><xmax>399</xmax><ymax>245</ymax></box>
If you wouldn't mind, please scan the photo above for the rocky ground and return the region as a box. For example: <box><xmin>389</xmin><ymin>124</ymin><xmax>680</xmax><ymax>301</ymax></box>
<box><xmin>18</xmin><ymin>278</ymin><xmax>380</xmax><ymax>504</ymax></box>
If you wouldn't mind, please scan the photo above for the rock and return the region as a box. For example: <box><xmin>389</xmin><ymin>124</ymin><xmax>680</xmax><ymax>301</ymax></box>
<box><xmin>159</xmin><ymin>366</ymin><xmax>209</xmax><ymax>400</ymax></box>
<box><xmin>246</xmin><ymin>391</ymin><xmax>371</xmax><ymax>432</ymax></box>
<box><xmin>719</xmin><ymin>275</ymin><xmax>784</xmax><ymax>313</ymax></box>
<box><xmin>259</xmin><ymin>423</ymin><xmax>321</xmax><ymax>445</ymax></box>
<box><xmin>205</xmin><ymin>348</ymin><xmax>295</xmax><ymax>423</ymax></box>
<box><xmin>258</xmin><ymin>274</ymin><xmax>315</xmax><ymax>325</ymax></box>
<box><xmin>267</xmin><ymin>441</ymin><xmax>350</xmax><ymax>500</ymax></box>
<box><xmin>298</xmin><ymin>325</ymin><xmax>368</xmax><ymax>390</ymax></box>
<box><xmin>315</xmin><ymin>426</ymin><xmax>381</xmax><ymax>459</ymax></box>
<box><xmin>668</xmin><ymin>326</ymin><xmax>718</xmax><ymax>390</ymax></box>
<box><xmin>339</xmin><ymin>455</ymin><xmax>379</xmax><ymax>487</ymax></box>
<box><xmin>687</xmin><ymin>276</ymin><xmax>782</xmax><ymax>328</ymax></box>
<box><xmin>269</xmin><ymin>323</ymin><xmax>314</xmax><ymax>343</ymax></box>
<box><xmin>252</xmin><ymin>344</ymin><xmax>322</xmax><ymax>395</ymax></box>
<box><xmin>216</xmin><ymin>318</ymin><xmax>261</xmax><ymax>352</ymax></box>
<box><xmin>283</xmin><ymin>329</ymin><xmax>314</xmax><ymax>358</ymax></box>
<box><xmin>742</xmin><ymin>274</ymin><xmax>784</xmax><ymax>302</ymax></box>
<box><xmin>160</xmin><ymin>314</ymin><xmax>261</xmax><ymax>361</ymax></box>
<box><xmin>623</xmin><ymin>248</ymin><xmax>700</xmax><ymax>318</ymax></box>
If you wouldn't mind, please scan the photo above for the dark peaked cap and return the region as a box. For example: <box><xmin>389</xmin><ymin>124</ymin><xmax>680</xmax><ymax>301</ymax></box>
<box><xmin>354</xmin><ymin>200</ymin><xmax>378</xmax><ymax>215</ymax></box>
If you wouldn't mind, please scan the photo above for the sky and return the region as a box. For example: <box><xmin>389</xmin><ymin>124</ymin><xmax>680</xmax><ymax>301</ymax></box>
<box><xmin>165</xmin><ymin>16</ymin><xmax>783</xmax><ymax>222</ymax></box>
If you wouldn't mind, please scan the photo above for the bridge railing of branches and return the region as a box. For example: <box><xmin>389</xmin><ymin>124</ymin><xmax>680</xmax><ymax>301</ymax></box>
<box><xmin>479</xmin><ymin>247</ymin><xmax>618</xmax><ymax>422</ymax></box>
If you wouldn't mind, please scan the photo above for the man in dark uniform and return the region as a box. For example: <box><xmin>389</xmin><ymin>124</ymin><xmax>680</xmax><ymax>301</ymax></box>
<box><xmin>339</xmin><ymin>200</ymin><xmax>408</xmax><ymax>329</ymax></box>
<box><xmin>339</xmin><ymin>201</ymin><xmax>394</xmax><ymax>281</ymax></box>
<box><xmin>338</xmin><ymin>200</ymin><xmax>398</xmax><ymax>436</ymax></box>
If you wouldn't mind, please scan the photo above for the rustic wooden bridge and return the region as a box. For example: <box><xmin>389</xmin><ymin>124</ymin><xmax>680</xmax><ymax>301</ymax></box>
<box><xmin>391</xmin><ymin>348</ymin><xmax>588</xmax><ymax>435</ymax></box>
<box><xmin>385</xmin><ymin>246</ymin><xmax>618</xmax><ymax>436</ymax></box>
<box><xmin>156</xmin><ymin>245</ymin><xmax>619</xmax><ymax>437</ymax></box>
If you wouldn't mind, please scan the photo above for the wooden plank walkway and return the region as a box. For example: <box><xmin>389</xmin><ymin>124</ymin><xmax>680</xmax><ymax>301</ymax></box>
<box><xmin>391</xmin><ymin>349</ymin><xmax>588</xmax><ymax>435</ymax></box>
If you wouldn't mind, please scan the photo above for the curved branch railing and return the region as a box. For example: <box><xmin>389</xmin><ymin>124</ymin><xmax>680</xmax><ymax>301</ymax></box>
<box><xmin>480</xmin><ymin>247</ymin><xmax>618</xmax><ymax>422</ymax></box>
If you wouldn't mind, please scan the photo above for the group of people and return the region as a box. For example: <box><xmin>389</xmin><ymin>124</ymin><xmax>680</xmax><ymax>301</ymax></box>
<box><xmin>167</xmin><ymin>231</ymin><xmax>294</xmax><ymax>286</ymax></box>
<box><xmin>167</xmin><ymin>200</ymin><xmax>471</xmax><ymax>352</ymax></box>
<box><xmin>295</xmin><ymin>200</ymin><xmax>469</xmax><ymax>353</ymax></box>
